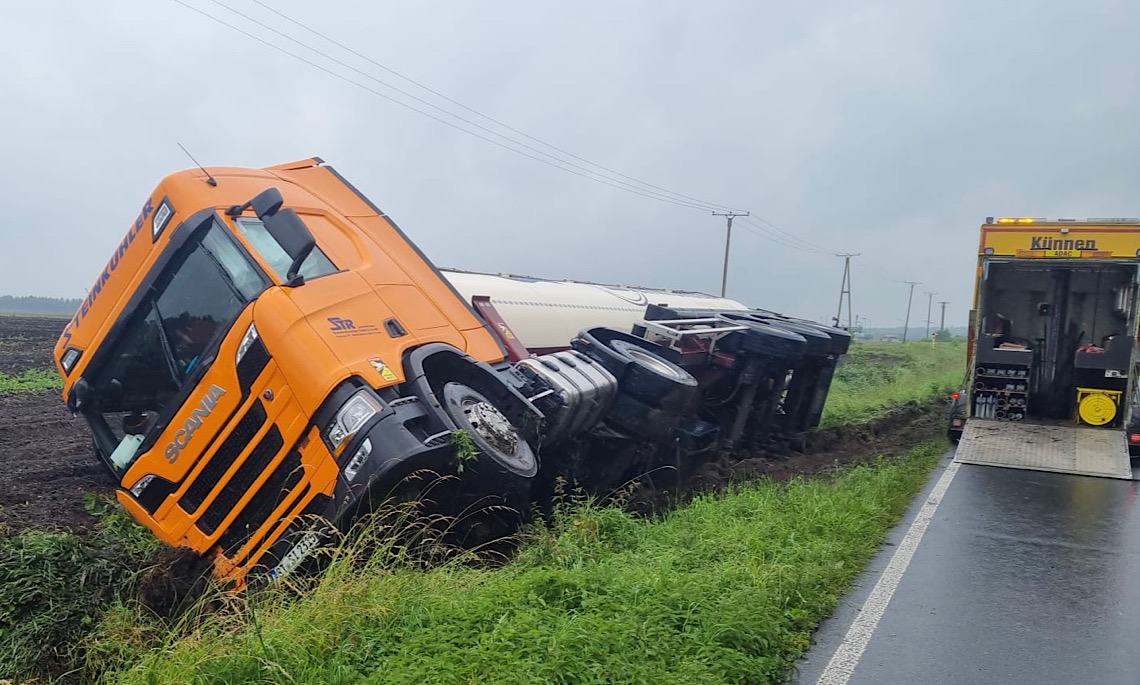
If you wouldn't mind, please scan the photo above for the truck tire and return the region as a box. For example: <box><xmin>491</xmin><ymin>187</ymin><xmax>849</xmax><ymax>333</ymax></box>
<box><xmin>608</xmin><ymin>340</ymin><xmax>697</xmax><ymax>408</ymax></box>
<box><xmin>572</xmin><ymin>329</ymin><xmax>695</xmax><ymax>409</ymax></box>
<box><xmin>440</xmin><ymin>382</ymin><xmax>538</xmax><ymax>480</ymax></box>
<box><xmin>719</xmin><ymin>316</ymin><xmax>807</xmax><ymax>362</ymax></box>
<box><xmin>753</xmin><ymin>317</ymin><xmax>831</xmax><ymax>359</ymax></box>
<box><xmin>571</xmin><ymin>328</ymin><xmax>679</xmax><ymax>378</ymax></box>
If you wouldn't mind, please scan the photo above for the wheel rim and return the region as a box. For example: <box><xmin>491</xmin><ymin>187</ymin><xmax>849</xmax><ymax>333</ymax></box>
<box><xmin>442</xmin><ymin>383</ymin><xmax>536</xmax><ymax>475</ymax></box>
<box><xmin>461</xmin><ymin>397</ymin><xmax>520</xmax><ymax>455</ymax></box>
<box><xmin>619</xmin><ymin>344</ymin><xmax>688</xmax><ymax>381</ymax></box>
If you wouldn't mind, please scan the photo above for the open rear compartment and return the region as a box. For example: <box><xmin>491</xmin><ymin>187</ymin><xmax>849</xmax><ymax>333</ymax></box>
<box><xmin>974</xmin><ymin>260</ymin><xmax>1140</xmax><ymax>429</ymax></box>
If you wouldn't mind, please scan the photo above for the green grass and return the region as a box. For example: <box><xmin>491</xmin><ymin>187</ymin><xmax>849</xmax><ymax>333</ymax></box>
<box><xmin>108</xmin><ymin>439</ymin><xmax>945</xmax><ymax>685</ymax></box>
<box><xmin>0</xmin><ymin>368</ymin><xmax>62</xmax><ymax>393</ymax></box>
<box><xmin>0</xmin><ymin>498</ymin><xmax>161</xmax><ymax>682</ymax></box>
<box><xmin>820</xmin><ymin>341</ymin><xmax>965</xmax><ymax>427</ymax></box>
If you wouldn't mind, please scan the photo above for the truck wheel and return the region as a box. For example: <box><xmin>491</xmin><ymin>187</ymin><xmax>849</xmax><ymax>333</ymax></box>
<box><xmin>720</xmin><ymin>316</ymin><xmax>807</xmax><ymax>361</ymax></box>
<box><xmin>608</xmin><ymin>340</ymin><xmax>698</xmax><ymax>408</ymax></box>
<box><xmin>441</xmin><ymin>382</ymin><xmax>538</xmax><ymax>479</ymax></box>
<box><xmin>571</xmin><ymin>328</ymin><xmax>678</xmax><ymax>378</ymax></box>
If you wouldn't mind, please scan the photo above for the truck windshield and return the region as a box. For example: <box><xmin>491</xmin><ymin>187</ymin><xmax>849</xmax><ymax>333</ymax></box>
<box><xmin>84</xmin><ymin>222</ymin><xmax>266</xmax><ymax>475</ymax></box>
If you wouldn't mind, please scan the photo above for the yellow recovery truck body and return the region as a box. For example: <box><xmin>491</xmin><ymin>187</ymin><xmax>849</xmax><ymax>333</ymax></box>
<box><xmin>953</xmin><ymin>217</ymin><xmax>1140</xmax><ymax>478</ymax></box>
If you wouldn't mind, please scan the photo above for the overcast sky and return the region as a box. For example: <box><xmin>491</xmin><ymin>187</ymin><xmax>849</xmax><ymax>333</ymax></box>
<box><xmin>4</xmin><ymin>0</ymin><xmax>1140</xmax><ymax>329</ymax></box>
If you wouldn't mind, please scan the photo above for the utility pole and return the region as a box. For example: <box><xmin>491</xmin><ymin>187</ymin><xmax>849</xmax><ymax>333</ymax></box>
<box><xmin>713</xmin><ymin>211</ymin><xmax>749</xmax><ymax>297</ymax></box>
<box><xmin>924</xmin><ymin>291</ymin><xmax>936</xmax><ymax>340</ymax></box>
<box><xmin>938</xmin><ymin>301</ymin><xmax>949</xmax><ymax>336</ymax></box>
<box><xmin>834</xmin><ymin>253</ymin><xmax>859</xmax><ymax>330</ymax></box>
<box><xmin>902</xmin><ymin>281</ymin><xmax>920</xmax><ymax>342</ymax></box>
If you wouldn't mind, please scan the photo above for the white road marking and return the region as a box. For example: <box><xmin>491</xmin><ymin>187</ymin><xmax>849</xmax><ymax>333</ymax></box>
<box><xmin>815</xmin><ymin>461</ymin><xmax>961</xmax><ymax>685</ymax></box>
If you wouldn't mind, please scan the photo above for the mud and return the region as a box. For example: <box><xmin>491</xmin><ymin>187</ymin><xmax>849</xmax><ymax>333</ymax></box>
<box><xmin>0</xmin><ymin>315</ymin><xmax>65</xmax><ymax>375</ymax></box>
<box><xmin>0</xmin><ymin>390</ymin><xmax>111</xmax><ymax>535</ymax></box>
<box><xmin>0</xmin><ymin>310</ymin><xmax>947</xmax><ymax>538</ymax></box>
<box><xmin>628</xmin><ymin>399</ymin><xmax>945</xmax><ymax>512</ymax></box>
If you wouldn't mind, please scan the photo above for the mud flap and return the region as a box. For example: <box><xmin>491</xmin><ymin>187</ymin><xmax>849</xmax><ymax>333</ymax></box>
<box><xmin>954</xmin><ymin>419</ymin><xmax>1132</xmax><ymax>479</ymax></box>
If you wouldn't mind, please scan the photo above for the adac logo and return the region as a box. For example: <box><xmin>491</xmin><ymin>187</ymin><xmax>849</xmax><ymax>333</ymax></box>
<box><xmin>1030</xmin><ymin>236</ymin><xmax>1098</xmax><ymax>251</ymax></box>
<box><xmin>165</xmin><ymin>385</ymin><xmax>226</xmax><ymax>464</ymax></box>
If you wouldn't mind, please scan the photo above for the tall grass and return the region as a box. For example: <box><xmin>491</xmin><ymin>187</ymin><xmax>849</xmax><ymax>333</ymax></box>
<box><xmin>0</xmin><ymin>499</ymin><xmax>160</xmax><ymax>681</ymax></box>
<box><xmin>820</xmin><ymin>341</ymin><xmax>965</xmax><ymax>427</ymax></box>
<box><xmin>0</xmin><ymin>367</ymin><xmax>62</xmax><ymax>393</ymax></box>
<box><xmin>110</xmin><ymin>439</ymin><xmax>945</xmax><ymax>685</ymax></box>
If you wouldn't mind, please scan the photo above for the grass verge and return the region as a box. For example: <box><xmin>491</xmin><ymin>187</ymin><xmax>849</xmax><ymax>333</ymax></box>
<box><xmin>109</xmin><ymin>438</ymin><xmax>945</xmax><ymax>685</ymax></box>
<box><xmin>0</xmin><ymin>498</ymin><xmax>161</xmax><ymax>682</ymax></box>
<box><xmin>820</xmin><ymin>341</ymin><xmax>964</xmax><ymax>427</ymax></box>
<box><xmin>0</xmin><ymin>368</ymin><xmax>62</xmax><ymax>393</ymax></box>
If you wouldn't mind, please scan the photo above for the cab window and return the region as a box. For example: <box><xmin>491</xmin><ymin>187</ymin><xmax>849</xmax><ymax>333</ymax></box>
<box><xmin>235</xmin><ymin>217</ymin><xmax>337</xmax><ymax>282</ymax></box>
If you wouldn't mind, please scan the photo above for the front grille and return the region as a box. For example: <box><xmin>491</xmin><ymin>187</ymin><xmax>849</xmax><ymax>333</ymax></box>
<box><xmin>196</xmin><ymin>425</ymin><xmax>285</xmax><ymax>535</ymax></box>
<box><xmin>181</xmin><ymin>400</ymin><xmax>267</xmax><ymax>514</ymax></box>
<box><xmin>237</xmin><ymin>337</ymin><xmax>271</xmax><ymax>393</ymax></box>
<box><xmin>218</xmin><ymin>449</ymin><xmax>306</xmax><ymax>557</ymax></box>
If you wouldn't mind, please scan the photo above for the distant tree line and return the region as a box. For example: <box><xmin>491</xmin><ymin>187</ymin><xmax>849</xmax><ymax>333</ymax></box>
<box><xmin>0</xmin><ymin>295</ymin><xmax>81</xmax><ymax>315</ymax></box>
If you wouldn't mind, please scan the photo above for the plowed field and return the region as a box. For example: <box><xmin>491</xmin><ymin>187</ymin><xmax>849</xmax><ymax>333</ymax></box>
<box><xmin>0</xmin><ymin>316</ymin><xmax>111</xmax><ymax>535</ymax></box>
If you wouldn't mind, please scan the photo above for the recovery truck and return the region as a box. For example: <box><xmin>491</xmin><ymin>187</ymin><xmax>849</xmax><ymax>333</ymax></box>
<box><xmin>951</xmin><ymin>217</ymin><xmax>1140</xmax><ymax>479</ymax></box>
<box><xmin>54</xmin><ymin>158</ymin><xmax>849</xmax><ymax>587</ymax></box>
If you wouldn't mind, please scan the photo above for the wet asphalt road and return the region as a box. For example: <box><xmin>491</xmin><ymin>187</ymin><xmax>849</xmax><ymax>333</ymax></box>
<box><xmin>794</xmin><ymin>451</ymin><xmax>1140</xmax><ymax>685</ymax></box>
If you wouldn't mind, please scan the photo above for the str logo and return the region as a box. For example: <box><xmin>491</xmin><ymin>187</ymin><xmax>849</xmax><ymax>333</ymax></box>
<box><xmin>165</xmin><ymin>385</ymin><xmax>226</xmax><ymax>463</ymax></box>
<box><xmin>327</xmin><ymin>316</ymin><xmax>380</xmax><ymax>338</ymax></box>
<box><xmin>328</xmin><ymin>316</ymin><xmax>356</xmax><ymax>331</ymax></box>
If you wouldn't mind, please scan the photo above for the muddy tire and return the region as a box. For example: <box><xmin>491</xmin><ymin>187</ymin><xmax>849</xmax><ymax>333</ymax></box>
<box><xmin>441</xmin><ymin>382</ymin><xmax>538</xmax><ymax>479</ymax></box>
<box><xmin>440</xmin><ymin>382</ymin><xmax>538</xmax><ymax>546</ymax></box>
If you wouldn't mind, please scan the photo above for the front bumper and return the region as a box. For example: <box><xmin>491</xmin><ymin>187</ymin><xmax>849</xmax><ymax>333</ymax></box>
<box><xmin>249</xmin><ymin>393</ymin><xmax>458</xmax><ymax>584</ymax></box>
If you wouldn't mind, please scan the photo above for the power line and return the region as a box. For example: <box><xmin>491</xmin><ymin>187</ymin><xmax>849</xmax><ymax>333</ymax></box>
<box><xmin>743</xmin><ymin>215</ymin><xmax>835</xmax><ymax>254</ymax></box>
<box><xmin>172</xmin><ymin>0</ymin><xmax>856</xmax><ymax>260</ymax></box>
<box><xmin>170</xmin><ymin>0</ymin><xmax>725</xmax><ymax>212</ymax></box>
<box><xmin>737</xmin><ymin>218</ymin><xmax>834</xmax><ymax>255</ymax></box>
<box><xmin>246</xmin><ymin>0</ymin><xmax>745</xmax><ymax>214</ymax></box>
<box><xmin>196</xmin><ymin>0</ymin><xmax>745</xmax><ymax>214</ymax></box>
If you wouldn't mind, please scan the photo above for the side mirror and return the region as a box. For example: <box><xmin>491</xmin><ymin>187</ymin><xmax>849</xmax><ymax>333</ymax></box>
<box><xmin>70</xmin><ymin>377</ymin><xmax>92</xmax><ymax>412</ymax></box>
<box><xmin>250</xmin><ymin>187</ymin><xmax>283</xmax><ymax>218</ymax></box>
<box><xmin>263</xmin><ymin>208</ymin><xmax>316</xmax><ymax>286</ymax></box>
<box><xmin>236</xmin><ymin>187</ymin><xmax>316</xmax><ymax>287</ymax></box>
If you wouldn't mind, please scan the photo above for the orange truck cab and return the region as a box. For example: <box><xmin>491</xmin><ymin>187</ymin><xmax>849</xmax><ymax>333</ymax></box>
<box><xmin>55</xmin><ymin>157</ymin><xmax>855</xmax><ymax>589</ymax></box>
<box><xmin>53</xmin><ymin>158</ymin><xmax>542</xmax><ymax>586</ymax></box>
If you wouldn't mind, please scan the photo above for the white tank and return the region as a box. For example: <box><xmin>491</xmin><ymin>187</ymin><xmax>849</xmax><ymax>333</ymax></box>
<box><xmin>442</xmin><ymin>269</ymin><xmax>750</xmax><ymax>351</ymax></box>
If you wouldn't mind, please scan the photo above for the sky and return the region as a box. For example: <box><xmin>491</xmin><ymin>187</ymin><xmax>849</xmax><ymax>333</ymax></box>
<box><xmin>3</xmin><ymin>0</ymin><xmax>1140</xmax><ymax>330</ymax></box>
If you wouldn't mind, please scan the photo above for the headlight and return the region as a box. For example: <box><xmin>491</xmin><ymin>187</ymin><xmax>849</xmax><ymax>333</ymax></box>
<box><xmin>324</xmin><ymin>390</ymin><xmax>382</xmax><ymax>451</ymax></box>
<box><xmin>129</xmin><ymin>474</ymin><xmax>156</xmax><ymax>497</ymax></box>
<box><xmin>60</xmin><ymin>347</ymin><xmax>82</xmax><ymax>374</ymax></box>
<box><xmin>343</xmin><ymin>439</ymin><xmax>372</xmax><ymax>481</ymax></box>
<box><xmin>235</xmin><ymin>323</ymin><xmax>259</xmax><ymax>365</ymax></box>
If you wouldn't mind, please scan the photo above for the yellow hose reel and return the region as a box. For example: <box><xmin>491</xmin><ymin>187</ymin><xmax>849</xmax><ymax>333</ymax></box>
<box><xmin>1076</xmin><ymin>388</ymin><xmax>1122</xmax><ymax>426</ymax></box>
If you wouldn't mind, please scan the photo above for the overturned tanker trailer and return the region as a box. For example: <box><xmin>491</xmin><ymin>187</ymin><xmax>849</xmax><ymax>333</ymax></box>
<box><xmin>53</xmin><ymin>158</ymin><xmax>848</xmax><ymax>588</ymax></box>
<box><xmin>443</xmin><ymin>270</ymin><xmax>851</xmax><ymax>497</ymax></box>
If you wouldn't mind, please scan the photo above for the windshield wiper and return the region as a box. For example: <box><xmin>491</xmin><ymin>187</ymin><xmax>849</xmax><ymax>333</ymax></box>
<box><xmin>150</xmin><ymin>304</ymin><xmax>183</xmax><ymax>384</ymax></box>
